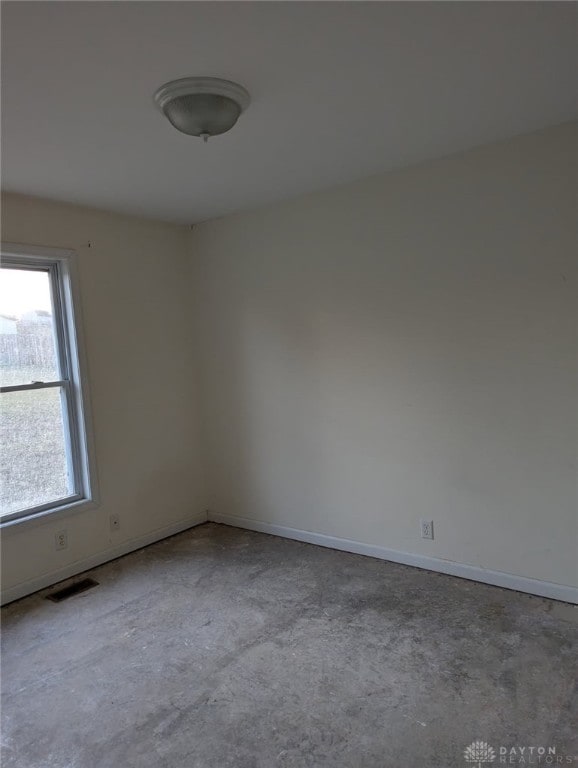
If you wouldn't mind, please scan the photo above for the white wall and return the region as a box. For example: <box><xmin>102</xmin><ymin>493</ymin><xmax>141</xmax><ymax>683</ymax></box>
<box><xmin>191</xmin><ymin>122</ymin><xmax>578</xmax><ymax>590</ymax></box>
<box><xmin>1</xmin><ymin>194</ymin><xmax>206</xmax><ymax>601</ymax></box>
<box><xmin>1</xmin><ymin>123</ymin><xmax>576</xmax><ymax>603</ymax></box>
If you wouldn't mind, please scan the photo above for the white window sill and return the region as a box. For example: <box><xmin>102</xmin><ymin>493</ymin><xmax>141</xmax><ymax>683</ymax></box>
<box><xmin>0</xmin><ymin>497</ymin><xmax>100</xmax><ymax>532</ymax></box>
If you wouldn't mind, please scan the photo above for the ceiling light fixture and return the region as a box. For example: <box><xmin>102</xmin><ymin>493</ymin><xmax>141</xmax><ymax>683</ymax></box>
<box><xmin>154</xmin><ymin>77</ymin><xmax>250</xmax><ymax>142</ymax></box>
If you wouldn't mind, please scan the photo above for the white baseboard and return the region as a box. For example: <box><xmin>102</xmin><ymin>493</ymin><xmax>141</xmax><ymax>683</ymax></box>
<box><xmin>1</xmin><ymin>511</ymin><xmax>208</xmax><ymax>606</ymax></box>
<box><xmin>4</xmin><ymin>509</ymin><xmax>575</xmax><ymax>606</ymax></box>
<box><xmin>209</xmin><ymin>512</ymin><xmax>578</xmax><ymax>605</ymax></box>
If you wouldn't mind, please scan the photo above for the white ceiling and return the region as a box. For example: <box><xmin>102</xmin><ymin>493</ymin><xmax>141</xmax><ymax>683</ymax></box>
<box><xmin>2</xmin><ymin>2</ymin><xmax>576</xmax><ymax>224</ymax></box>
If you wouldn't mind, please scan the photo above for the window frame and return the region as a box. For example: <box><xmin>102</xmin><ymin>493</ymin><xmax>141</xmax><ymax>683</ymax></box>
<box><xmin>0</xmin><ymin>243</ymin><xmax>98</xmax><ymax>526</ymax></box>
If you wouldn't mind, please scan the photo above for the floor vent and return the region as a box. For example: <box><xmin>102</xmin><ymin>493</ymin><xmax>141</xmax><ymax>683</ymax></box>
<box><xmin>46</xmin><ymin>578</ymin><xmax>99</xmax><ymax>603</ymax></box>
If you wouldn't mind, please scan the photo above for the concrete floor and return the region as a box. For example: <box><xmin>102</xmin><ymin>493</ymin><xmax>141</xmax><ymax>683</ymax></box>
<box><xmin>1</xmin><ymin>523</ymin><xmax>577</xmax><ymax>768</ymax></box>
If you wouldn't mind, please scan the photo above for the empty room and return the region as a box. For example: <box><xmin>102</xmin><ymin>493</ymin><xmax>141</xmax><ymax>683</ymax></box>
<box><xmin>0</xmin><ymin>2</ymin><xmax>576</xmax><ymax>766</ymax></box>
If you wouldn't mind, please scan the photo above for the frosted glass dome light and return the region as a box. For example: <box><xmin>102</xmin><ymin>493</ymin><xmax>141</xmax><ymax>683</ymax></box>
<box><xmin>154</xmin><ymin>77</ymin><xmax>250</xmax><ymax>141</ymax></box>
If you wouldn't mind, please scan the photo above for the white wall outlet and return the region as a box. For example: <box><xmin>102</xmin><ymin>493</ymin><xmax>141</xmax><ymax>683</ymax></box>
<box><xmin>55</xmin><ymin>530</ymin><xmax>68</xmax><ymax>550</ymax></box>
<box><xmin>420</xmin><ymin>519</ymin><xmax>434</xmax><ymax>540</ymax></box>
<box><xmin>110</xmin><ymin>514</ymin><xmax>120</xmax><ymax>532</ymax></box>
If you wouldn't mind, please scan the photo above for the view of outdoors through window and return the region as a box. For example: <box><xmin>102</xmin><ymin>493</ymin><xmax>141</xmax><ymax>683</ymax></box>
<box><xmin>0</xmin><ymin>267</ymin><xmax>71</xmax><ymax>516</ymax></box>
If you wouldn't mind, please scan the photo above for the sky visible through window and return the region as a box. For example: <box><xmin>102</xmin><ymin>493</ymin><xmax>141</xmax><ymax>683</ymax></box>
<box><xmin>0</xmin><ymin>268</ymin><xmax>52</xmax><ymax>318</ymax></box>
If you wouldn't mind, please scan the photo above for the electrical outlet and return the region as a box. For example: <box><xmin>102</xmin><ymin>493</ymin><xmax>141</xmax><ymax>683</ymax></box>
<box><xmin>110</xmin><ymin>514</ymin><xmax>120</xmax><ymax>532</ymax></box>
<box><xmin>420</xmin><ymin>519</ymin><xmax>434</xmax><ymax>540</ymax></box>
<box><xmin>55</xmin><ymin>530</ymin><xmax>68</xmax><ymax>550</ymax></box>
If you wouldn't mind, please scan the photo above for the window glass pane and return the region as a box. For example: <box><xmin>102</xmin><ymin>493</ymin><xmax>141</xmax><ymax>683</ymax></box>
<box><xmin>0</xmin><ymin>387</ymin><xmax>72</xmax><ymax>516</ymax></box>
<box><xmin>0</xmin><ymin>268</ymin><xmax>60</xmax><ymax>387</ymax></box>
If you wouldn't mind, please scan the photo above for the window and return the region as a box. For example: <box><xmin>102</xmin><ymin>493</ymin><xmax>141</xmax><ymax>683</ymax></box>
<box><xmin>0</xmin><ymin>244</ymin><xmax>94</xmax><ymax>523</ymax></box>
